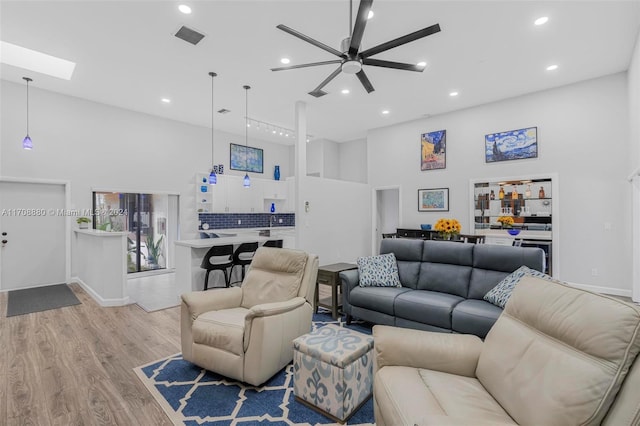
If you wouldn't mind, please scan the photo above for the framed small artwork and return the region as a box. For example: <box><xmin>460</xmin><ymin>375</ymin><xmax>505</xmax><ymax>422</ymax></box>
<box><xmin>421</xmin><ymin>129</ymin><xmax>446</xmax><ymax>170</ymax></box>
<box><xmin>418</xmin><ymin>188</ymin><xmax>449</xmax><ymax>212</ymax></box>
<box><xmin>485</xmin><ymin>126</ymin><xmax>538</xmax><ymax>163</ymax></box>
<box><xmin>230</xmin><ymin>143</ymin><xmax>263</xmax><ymax>173</ymax></box>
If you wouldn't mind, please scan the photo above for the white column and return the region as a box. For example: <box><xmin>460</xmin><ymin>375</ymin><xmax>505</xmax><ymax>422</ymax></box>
<box><xmin>632</xmin><ymin>175</ymin><xmax>640</xmax><ymax>303</ymax></box>
<box><xmin>294</xmin><ymin>101</ymin><xmax>307</xmax><ymax>249</ymax></box>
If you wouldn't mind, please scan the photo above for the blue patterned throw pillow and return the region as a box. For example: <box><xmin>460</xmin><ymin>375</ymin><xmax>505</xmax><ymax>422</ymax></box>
<box><xmin>483</xmin><ymin>265</ymin><xmax>553</xmax><ymax>308</ymax></box>
<box><xmin>357</xmin><ymin>253</ymin><xmax>402</xmax><ymax>287</ymax></box>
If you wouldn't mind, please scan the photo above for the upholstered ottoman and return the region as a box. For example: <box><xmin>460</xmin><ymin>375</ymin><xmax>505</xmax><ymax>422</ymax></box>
<box><xmin>292</xmin><ymin>324</ymin><xmax>374</xmax><ymax>423</ymax></box>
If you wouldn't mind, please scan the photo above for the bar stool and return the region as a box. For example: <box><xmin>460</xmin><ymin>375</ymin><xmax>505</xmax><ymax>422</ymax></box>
<box><xmin>200</xmin><ymin>244</ymin><xmax>234</xmax><ymax>290</ymax></box>
<box><xmin>230</xmin><ymin>242</ymin><xmax>259</xmax><ymax>284</ymax></box>
<box><xmin>263</xmin><ymin>239</ymin><xmax>283</xmax><ymax>248</ymax></box>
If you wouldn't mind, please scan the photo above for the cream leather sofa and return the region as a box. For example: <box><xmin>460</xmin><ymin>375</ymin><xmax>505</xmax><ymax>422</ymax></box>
<box><xmin>181</xmin><ymin>247</ymin><xmax>318</xmax><ymax>386</ymax></box>
<box><xmin>372</xmin><ymin>275</ymin><xmax>640</xmax><ymax>425</ymax></box>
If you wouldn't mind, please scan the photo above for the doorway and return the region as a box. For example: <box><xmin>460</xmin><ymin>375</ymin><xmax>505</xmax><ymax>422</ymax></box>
<box><xmin>93</xmin><ymin>191</ymin><xmax>179</xmax><ymax>274</ymax></box>
<box><xmin>372</xmin><ymin>186</ymin><xmax>401</xmax><ymax>254</ymax></box>
<box><xmin>0</xmin><ymin>179</ymin><xmax>69</xmax><ymax>290</ymax></box>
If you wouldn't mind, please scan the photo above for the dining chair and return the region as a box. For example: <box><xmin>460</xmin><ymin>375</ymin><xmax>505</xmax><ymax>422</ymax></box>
<box><xmin>200</xmin><ymin>244</ymin><xmax>234</xmax><ymax>290</ymax></box>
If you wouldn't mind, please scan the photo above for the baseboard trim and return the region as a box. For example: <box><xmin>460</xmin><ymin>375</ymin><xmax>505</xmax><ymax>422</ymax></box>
<box><xmin>565</xmin><ymin>281</ymin><xmax>632</xmax><ymax>298</ymax></box>
<box><xmin>72</xmin><ymin>277</ymin><xmax>131</xmax><ymax>307</ymax></box>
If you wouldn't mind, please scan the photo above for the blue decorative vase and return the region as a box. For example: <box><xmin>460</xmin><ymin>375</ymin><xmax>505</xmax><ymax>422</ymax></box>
<box><xmin>270</xmin><ymin>203</ymin><xmax>276</xmax><ymax>213</ymax></box>
<box><xmin>274</xmin><ymin>165</ymin><xmax>280</xmax><ymax>181</ymax></box>
<box><xmin>507</xmin><ymin>228</ymin><xmax>521</xmax><ymax>236</ymax></box>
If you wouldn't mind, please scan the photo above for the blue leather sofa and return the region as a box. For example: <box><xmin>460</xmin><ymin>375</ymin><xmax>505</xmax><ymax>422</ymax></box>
<box><xmin>341</xmin><ymin>238</ymin><xmax>545</xmax><ymax>338</ymax></box>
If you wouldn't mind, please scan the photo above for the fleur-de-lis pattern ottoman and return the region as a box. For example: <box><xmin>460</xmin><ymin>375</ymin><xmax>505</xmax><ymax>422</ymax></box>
<box><xmin>293</xmin><ymin>324</ymin><xmax>374</xmax><ymax>423</ymax></box>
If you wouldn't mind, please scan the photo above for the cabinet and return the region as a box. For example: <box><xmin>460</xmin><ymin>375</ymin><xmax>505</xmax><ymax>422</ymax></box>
<box><xmin>473</xmin><ymin>179</ymin><xmax>552</xmax><ymax>230</ymax></box>
<box><xmin>470</xmin><ymin>174</ymin><xmax>558</xmax><ymax>277</ymax></box>
<box><xmin>195</xmin><ymin>173</ymin><xmax>290</xmax><ymax>214</ymax></box>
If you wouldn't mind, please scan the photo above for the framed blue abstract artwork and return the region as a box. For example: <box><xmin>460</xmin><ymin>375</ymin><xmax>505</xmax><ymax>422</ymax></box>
<box><xmin>485</xmin><ymin>127</ymin><xmax>538</xmax><ymax>163</ymax></box>
<box><xmin>418</xmin><ymin>188</ymin><xmax>449</xmax><ymax>212</ymax></box>
<box><xmin>230</xmin><ymin>143</ymin><xmax>263</xmax><ymax>173</ymax></box>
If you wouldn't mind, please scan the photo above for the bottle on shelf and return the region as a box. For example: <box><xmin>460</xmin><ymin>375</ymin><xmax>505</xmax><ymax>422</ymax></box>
<box><xmin>499</xmin><ymin>186</ymin><xmax>505</xmax><ymax>200</ymax></box>
<box><xmin>539</xmin><ymin>186</ymin><xmax>546</xmax><ymax>198</ymax></box>
<box><xmin>270</xmin><ymin>202</ymin><xmax>276</xmax><ymax>213</ymax></box>
<box><xmin>490</xmin><ymin>190</ymin><xmax>495</xmax><ymax>200</ymax></box>
<box><xmin>525</xmin><ymin>184</ymin><xmax>532</xmax><ymax>198</ymax></box>
<box><xmin>511</xmin><ymin>185</ymin><xmax>518</xmax><ymax>200</ymax></box>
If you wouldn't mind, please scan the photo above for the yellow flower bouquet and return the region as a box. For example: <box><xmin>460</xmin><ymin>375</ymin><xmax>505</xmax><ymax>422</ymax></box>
<box><xmin>434</xmin><ymin>218</ymin><xmax>462</xmax><ymax>239</ymax></box>
<box><xmin>497</xmin><ymin>216</ymin><xmax>515</xmax><ymax>228</ymax></box>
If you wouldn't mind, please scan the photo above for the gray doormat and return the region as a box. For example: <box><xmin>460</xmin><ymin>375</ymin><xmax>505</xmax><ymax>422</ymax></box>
<box><xmin>6</xmin><ymin>283</ymin><xmax>81</xmax><ymax>317</ymax></box>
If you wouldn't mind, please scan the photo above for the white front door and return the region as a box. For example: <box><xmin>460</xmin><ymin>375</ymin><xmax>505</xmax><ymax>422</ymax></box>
<box><xmin>0</xmin><ymin>181</ymin><xmax>66</xmax><ymax>290</ymax></box>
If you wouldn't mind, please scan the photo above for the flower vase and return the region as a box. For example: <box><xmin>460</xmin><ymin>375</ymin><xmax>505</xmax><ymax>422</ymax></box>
<box><xmin>274</xmin><ymin>165</ymin><xmax>280</xmax><ymax>181</ymax></box>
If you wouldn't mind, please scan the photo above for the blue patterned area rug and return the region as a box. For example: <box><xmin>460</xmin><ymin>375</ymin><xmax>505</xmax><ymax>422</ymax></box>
<box><xmin>134</xmin><ymin>311</ymin><xmax>374</xmax><ymax>425</ymax></box>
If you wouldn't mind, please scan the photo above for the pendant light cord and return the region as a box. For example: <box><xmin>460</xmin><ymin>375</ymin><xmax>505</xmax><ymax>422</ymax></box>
<box><xmin>23</xmin><ymin>77</ymin><xmax>32</xmax><ymax>134</ymax></box>
<box><xmin>349</xmin><ymin>0</ymin><xmax>353</xmax><ymax>36</ymax></box>
<box><xmin>209</xmin><ymin>72</ymin><xmax>217</xmax><ymax>169</ymax></box>
<box><xmin>244</xmin><ymin>85</ymin><xmax>250</xmax><ymax>164</ymax></box>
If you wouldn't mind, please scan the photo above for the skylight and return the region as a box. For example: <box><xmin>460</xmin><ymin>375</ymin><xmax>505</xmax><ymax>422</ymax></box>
<box><xmin>0</xmin><ymin>41</ymin><xmax>76</xmax><ymax>80</ymax></box>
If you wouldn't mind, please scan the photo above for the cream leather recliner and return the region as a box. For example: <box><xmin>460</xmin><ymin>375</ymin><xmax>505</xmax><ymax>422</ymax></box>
<box><xmin>373</xmin><ymin>275</ymin><xmax>640</xmax><ymax>426</ymax></box>
<box><xmin>181</xmin><ymin>247</ymin><xmax>318</xmax><ymax>386</ymax></box>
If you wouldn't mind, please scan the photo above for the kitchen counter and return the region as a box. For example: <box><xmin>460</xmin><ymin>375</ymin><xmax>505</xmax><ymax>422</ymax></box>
<box><xmin>174</xmin><ymin>233</ymin><xmax>284</xmax><ymax>296</ymax></box>
<box><xmin>73</xmin><ymin>229</ymin><xmax>129</xmax><ymax>306</ymax></box>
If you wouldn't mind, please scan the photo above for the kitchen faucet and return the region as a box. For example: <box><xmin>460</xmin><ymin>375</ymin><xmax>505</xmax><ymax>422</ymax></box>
<box><xmin>270</xmin><ymin>214</ymin><xmax>277</xmax><ymax>228</ymax></box>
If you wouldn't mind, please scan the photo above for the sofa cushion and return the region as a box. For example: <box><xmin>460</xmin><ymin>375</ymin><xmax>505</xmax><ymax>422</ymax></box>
<box><xmin>477</xmin><ymin>276</ymin><xmax>640</xmax><ymax>425</ymax></box>
<box><xmin>381</xmin><ymin>239</ymin><xmax>423</xmax><ymax>288</ymax></box>
<box><xmin>349</xmin><ymin>286</ymin><xmax>411</xmax><ymax>316</ymax></box>
<box><xmin>417</xmin><ymin>241</ymin><xmax>473</xmax><ymax>297</ymax></box>
<box><xmin>241</xmin><ymin>247</ymin><xmax>307</xmax><ymax>308</ymax></box>
<box><xmin>374</xmin><ymin>366</ymin><xmax>517</xmax><ymax>426</ymax></box>
<box><xmin>468</xmin><ymin>245</ymin><xmax>544</xmax><ymax>299</ymax></box>
<box><xmin>192</xmin><ymin>307</ymin><xmax>249</xmax><ymax>355</ymax></box>
<box><xmin>417</xmin><ymin>263</ymin><xmax>472</xmax><ymax>298</ymax></box>
<box><xmin>395</xmin><ymin>290</ymin><xmax>464</xmax><ymax>330</ymax></box>
<box><xmin>357</xmin><ymin>253</ymin><xmax>401</xmax><ymax>287</ymax></box>
<box><xmin>452</xmin><ymin>300</ymin><xmax>503</xmax><ymax>338</ymax></box>
<box><xmin>483</xmin><ymin>265</ymin><xmax>554</xmax><ymax>308</ymax></box>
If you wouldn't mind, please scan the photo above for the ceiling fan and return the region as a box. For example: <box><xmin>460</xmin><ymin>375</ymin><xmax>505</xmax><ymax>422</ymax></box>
<box><xmin>271</xmin><ymin>0</ymin><xmax>441</xmax><ymax>97</ymax></box>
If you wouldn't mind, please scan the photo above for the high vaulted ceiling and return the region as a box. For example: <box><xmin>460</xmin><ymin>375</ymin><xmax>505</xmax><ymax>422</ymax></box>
<box><xmin>1</xmin><ymin>1</ymin><xmax>639</xmax><ymax>144</ymax></box>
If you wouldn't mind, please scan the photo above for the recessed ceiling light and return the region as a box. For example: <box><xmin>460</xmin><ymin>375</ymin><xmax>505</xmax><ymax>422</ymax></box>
<box><xmin>178</xmin><ymin>4</ymin><xmax>192</xmax><ymax>14</ymax></box>
<box><xmin>381</xmin><ymin>110</ymin><xmax>390</xmax><ymax>115</ymax></box>
<box><xmin>341</xmin><ymin>89</ymin><xmax>350</xmax><ymax>94</ymax></box>
<box><xmin>417</xmin><ymin>61</ymin><xmax>427</xmax><ymax>68</ymax></box>
<box><xmin>0</xmin><ymin>41</ymin><xmax>76</xmax><ymax>80</ymax></box>
<box><xmin>280</xmin><ymin>57</ymin><xmax>290</xmax><ymax>64</ymax></box>
<box><xmin>367</xmin><ymin>10</ymin><xmax>374</xmax><ymax>19</ymax></box>
<box><xmin>534</xmin><ymin>16</ymin><xmax>549</xmax><ymax>26</ymax></box>
<box><xmin>161</xmin><ymin>98</ymin><xmax>171</xmax><ymax>103</ymax></box>
<box><xmin>546</xmin><ymin>64</ymin><xmax>558</xmax><ymax>71</ymax></box>
<box><xmin>449</xmin><ymin>91</ymin><xmax>459</xmax><ymax>97</ymax></box>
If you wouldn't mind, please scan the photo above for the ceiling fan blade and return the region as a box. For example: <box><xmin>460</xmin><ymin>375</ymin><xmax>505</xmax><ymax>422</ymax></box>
<box><xmin>308</xmin><ymin>66</ymin><xmax>342</xmax><ymax>97</ymax></box>
<box><xmin>362</xmin><ymin>58</ymin><xmax>424</xmax><ymax>72</ymax></box>
<box><xmin>360</xmin><ymin>23</ymin><xmax>441</xmax><ymax>58</ymax></box>
<box><xmin>349</xmin><ymin>0</ymin><xmax>373</xmax><ymax>56</ymax></box>
<box><xmin>271</xmin><ymin>60</ymin><xmax>342</xmax><ymax>71</ymax></box>
<box><xmin>356</xmin><ymin>69</ymin><xmax>375</xmax><ymax>93</ymax></box>
<box><xmin>276</xmin><ymin>24</ymin><xmax>345</xmax><ymax>58</ymax></box>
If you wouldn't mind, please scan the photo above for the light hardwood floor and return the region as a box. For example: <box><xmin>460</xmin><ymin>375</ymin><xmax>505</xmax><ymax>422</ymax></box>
<box><xmin>1</xmin><ymin>283</ymin><xmax>181</xmax><ymax>426</ymax></box>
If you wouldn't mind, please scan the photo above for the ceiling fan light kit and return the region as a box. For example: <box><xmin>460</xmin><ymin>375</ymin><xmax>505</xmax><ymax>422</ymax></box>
<box><xmin>271</xmin><ymin>0</ymin><xmax>441</xmax><ymax>97</ymax></box>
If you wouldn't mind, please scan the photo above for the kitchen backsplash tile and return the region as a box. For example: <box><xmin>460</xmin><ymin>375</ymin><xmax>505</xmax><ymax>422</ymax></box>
<box><xmin>198</xmin><ymin>213</ymin><xmax>295</xmax><ymax>230</ymax></box>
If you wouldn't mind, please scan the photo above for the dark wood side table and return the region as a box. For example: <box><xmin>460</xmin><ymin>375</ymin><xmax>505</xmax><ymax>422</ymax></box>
<box><xmin>315</xmin><ymin>263</ymin><xmax>357</xmax><ymax>320</ymax></box>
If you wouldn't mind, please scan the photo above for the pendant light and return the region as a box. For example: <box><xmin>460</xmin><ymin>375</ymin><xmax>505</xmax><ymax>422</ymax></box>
<box><xmin>208</xmin><ymin>72</ymin><xmax>217</xmax><ymax>184</ymax></box>
<box><xmin>243</xmin><ymin>85</ymin><xmax>251</xmax><ymax>188</ymax></box>
<box><xmin>22</xmin><ymin>77</ymin><xmax>33</xmax><ymax>150</ymax></box>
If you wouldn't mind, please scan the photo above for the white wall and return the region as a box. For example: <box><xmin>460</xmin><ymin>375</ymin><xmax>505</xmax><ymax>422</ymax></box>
<box><xmin>323</xmin><ymin>140</ymin><xmax>340</xmax><ymax>179</ymax></box>
<box><xmin>629</xmin><ymin>29</ymin><xmax>640</xmax><ymax>303</ymax></box>
<box><xmin>0</xmin><ymin>80</ymin><xmax>293</xmax><ymax>274</ymax></box>
<box><xmin>296</xmin><ymin>176</ymin><xmax>371</xmax><ymax>265</ymax></box>
<box><xmin>630</xmin><ymin>29</ymin><xmax>640</xmax><ymax>169</ymax></box>
<box><xmin>339</xmin><ymin>138</ymin><xmax>368</xmax><ymax>184</ymax></box>
<box><xmin>368</xmin><ymin>73</ymin><xmax>631</xmax><ymax>295</ymax></box>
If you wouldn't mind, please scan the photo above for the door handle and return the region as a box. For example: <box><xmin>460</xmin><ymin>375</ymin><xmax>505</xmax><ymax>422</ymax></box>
<box><xmin>1</xmin><ymin>240</ymin><xmax>7</xmax><ymax>244</ymax></box>
<box><xmin>1</xmin><ymin>232</ymin><xmax>6</xmax><ymax>236</ymax></box>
